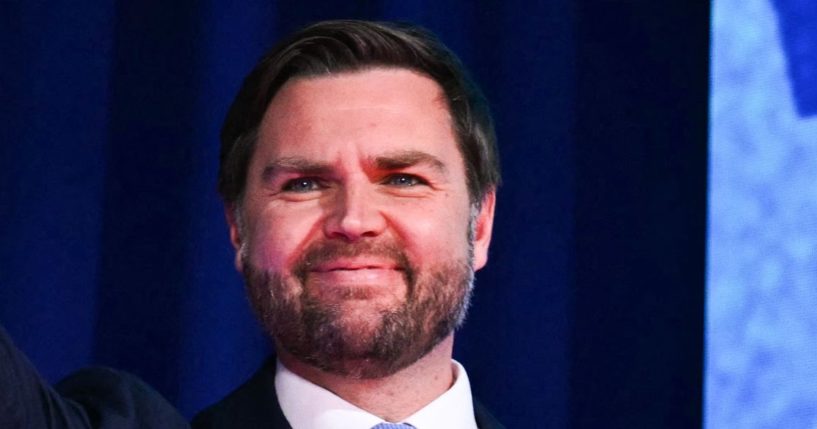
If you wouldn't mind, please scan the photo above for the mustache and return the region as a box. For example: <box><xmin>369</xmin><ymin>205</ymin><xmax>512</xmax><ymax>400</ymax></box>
<box><xmin>293</xmin><ymin>240</ymin><xmax>416</xmax><ymax>287</ymax></box>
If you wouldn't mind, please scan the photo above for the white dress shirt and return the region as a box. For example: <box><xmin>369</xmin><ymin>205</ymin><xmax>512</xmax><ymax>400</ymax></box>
<box><xmin>275</xmin><ymin>359</ymin><xmax>479</xmax><ymax>429</ymax></box>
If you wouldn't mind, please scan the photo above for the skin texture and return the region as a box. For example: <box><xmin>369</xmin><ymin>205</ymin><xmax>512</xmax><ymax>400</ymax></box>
<box><xmin>227</xmin><ymin>68</ymin><xmax>495</xmax><ymax>421</ymax></box>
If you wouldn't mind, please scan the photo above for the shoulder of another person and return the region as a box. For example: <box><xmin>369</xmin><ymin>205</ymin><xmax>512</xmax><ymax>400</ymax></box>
<box><xmin>2</xmin><ymin>323</ymin><xmax>187</xmax><ymax>429</ymax></box>
<box><xmin>56</xmin><ymin>366</ymin><xmax>189</xmax><ymax>429</ymax></box>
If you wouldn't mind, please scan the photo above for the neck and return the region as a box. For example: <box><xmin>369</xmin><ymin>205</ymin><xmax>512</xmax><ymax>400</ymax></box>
<box><xmin>277</xmin><ymin>335</ymin><xmax>456</xmax><ymax>422</ymax></box>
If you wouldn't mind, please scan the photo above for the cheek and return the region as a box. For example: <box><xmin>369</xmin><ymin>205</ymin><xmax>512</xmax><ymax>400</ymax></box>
<box><xmin>245</xmin><ymin>205</ymin><xmax>323</xmax><ymax>271</ymax></box>
<box><xmin>390</xmin><ymin>200</ymin><xmax>472</xmax><ymax>261</ymax></box>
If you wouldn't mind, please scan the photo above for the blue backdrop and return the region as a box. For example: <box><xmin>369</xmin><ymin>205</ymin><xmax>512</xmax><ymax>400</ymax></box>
<box><xmin>0</xmin><ymin>2</ymin><xmax>708</xmax><ymax>427</ymax></box>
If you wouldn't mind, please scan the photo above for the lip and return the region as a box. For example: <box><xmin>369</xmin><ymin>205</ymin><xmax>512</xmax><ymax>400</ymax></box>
<box><xmin>307</xmin><ymin>259</ymin><xmax>405</xmax><ymax>289</ymax></box>
<box><xmin>311</xmin><ymin>258</ymin><xmax>402</xmax><ymax>273</ymax></box>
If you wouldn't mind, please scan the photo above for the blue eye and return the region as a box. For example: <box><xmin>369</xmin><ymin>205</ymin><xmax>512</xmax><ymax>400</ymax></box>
<box><xmin>385</xmin><ymin>174</ymin><xmax>425</xmax><ymax>187</ymax></box>
<box><xmin>282</xmin><ymin>177</ymin><xmax>322</xmax><ymax>192</ymax></box>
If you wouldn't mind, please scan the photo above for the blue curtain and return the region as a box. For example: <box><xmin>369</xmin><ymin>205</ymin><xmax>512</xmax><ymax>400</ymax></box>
<box><xmin>0</xmin><ymin>1</ymin><xmax>707</xmax><ymax>427</ymax></box>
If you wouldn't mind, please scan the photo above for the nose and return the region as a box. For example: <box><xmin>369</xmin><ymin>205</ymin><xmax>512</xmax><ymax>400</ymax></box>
<box><xmin>323</xmin><ymin>181</ymin><xmax>387</xmax><ymax>241</ymax></box>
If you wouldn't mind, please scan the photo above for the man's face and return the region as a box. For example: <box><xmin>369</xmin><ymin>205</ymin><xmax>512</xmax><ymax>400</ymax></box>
<box><xmin>229</xmin><ymin>68</ymin><xmax>495</xmax><ymax>378</ymax></box>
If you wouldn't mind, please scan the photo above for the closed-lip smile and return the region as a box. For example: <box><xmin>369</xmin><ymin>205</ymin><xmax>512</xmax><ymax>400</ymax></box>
<box><xmin>311</xmin><ymin>258</ymin><xmax>402</xmax><ymax>273</ymax></box>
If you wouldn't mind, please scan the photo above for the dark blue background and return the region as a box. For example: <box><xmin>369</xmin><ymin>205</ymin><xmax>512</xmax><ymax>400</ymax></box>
<box><xmin>0</xmin><ymin>2</ymin><xmax>708</xmax><ymax>427</ymax></box>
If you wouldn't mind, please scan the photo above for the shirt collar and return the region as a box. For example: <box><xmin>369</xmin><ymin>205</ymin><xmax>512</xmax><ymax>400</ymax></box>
<box><xmin>275</xmin><ymin>359</ymin><xmax>478</xmax><ymax>429</ymax></box>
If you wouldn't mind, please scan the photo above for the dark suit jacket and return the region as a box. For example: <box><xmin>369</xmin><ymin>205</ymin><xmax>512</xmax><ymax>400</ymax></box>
<box><xmin>0</xmin><ymin>324</ymin><xmax>189</xmax><ymax>429</ymax></box>
<box><xmin>192</xmin><ymin>359</ymin><xmax>505</xmax><ymax>429</ymax></box>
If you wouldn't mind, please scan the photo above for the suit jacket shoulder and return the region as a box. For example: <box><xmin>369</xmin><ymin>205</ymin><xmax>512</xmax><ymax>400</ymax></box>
<box><xmin>191</xmin><ymin>359</ymin><xmax>290</xmax><ymax>429</ymax></box>
<box><xmin>473</xmin><ymin>399</ymin><xmax>505</xmax><ymax>429</ymax></box>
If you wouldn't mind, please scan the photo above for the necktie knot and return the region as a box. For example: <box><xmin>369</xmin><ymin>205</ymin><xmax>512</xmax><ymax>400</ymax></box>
<box><xmin>370</xmin><ymin>423</ymin><xmax>415</xmax><ymax>429</ymax></box>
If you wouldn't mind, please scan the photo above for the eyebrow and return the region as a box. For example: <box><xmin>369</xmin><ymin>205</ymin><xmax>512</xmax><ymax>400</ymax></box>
<box><xmin>261</xmin><ymin>157</ymin><xmax>333</xmax><ymax>182</ymax></box>
<box><xmin>260</xmin><ymin>150</ymin><xmax>449</xmax><ymax>182</ymax></box>
<box><xmin>371</xmin><ymin>150</ymin><xmax>449</xmax><ymax>176</ymax></box>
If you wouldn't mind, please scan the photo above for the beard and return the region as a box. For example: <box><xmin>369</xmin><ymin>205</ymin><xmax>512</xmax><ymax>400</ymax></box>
<box><xmin>242</xmin><ymin>237</ymin><xmax>474</xmax><ymax>379</ymax></box>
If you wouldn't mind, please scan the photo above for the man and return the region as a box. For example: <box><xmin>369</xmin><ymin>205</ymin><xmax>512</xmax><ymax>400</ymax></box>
<box><xmin>0</xmin><ymin>19</ymin><xmax>503</xmax><ymax>429</ymax></box>
<box><xmin>192</xmin><ymin>20</ymin><xmax>503</xmax><ymax>429</ymax></box>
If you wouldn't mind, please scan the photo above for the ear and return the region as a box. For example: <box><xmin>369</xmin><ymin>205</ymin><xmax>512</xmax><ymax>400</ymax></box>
<box><xmin>224</xmin><ymin>204</ymin><xmax>244</xmax><ymax>272</ymax></box>
<box><xmin>472</xmin><ymin>189</ymin><xmax>496</xmax><ymax>271</ymax></box>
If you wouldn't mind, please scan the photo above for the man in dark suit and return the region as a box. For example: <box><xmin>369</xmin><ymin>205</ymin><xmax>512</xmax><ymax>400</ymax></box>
<box><xmin>193</xmin><ymin>20</ymin><xmax>504</xmax><ymax>428</ymax></box>
<box><xmin>0</xmin><ymin>20</ymin><xmax>504</xmax><ymax>429</ymax></box>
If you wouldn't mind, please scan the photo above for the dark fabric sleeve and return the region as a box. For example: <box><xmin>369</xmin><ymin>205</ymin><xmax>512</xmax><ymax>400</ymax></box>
<box><xmin>1</xmin><ymin>324</ymin><xmax>85</xmax><ymax>428</ymax></box>
<box><xmin>54</xmin><ymin>367</ymin><xmax>189</xmax><ymax>429</ymax></box>
<box><xmin>0</xmin><ymin>324</ymin><xmax>189</xmax><ymax>429</ymax></box>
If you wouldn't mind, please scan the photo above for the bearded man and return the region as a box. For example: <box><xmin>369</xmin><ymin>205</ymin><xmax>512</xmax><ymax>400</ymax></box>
<box><xmin>191</xmin><ymin>20</ymin><xmax>503</xmax><ymax>429</ymax></box>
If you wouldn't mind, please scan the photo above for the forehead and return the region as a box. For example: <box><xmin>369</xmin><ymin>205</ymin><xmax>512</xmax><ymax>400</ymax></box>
<box><xmin>257</xmin><ymin>68</ymin><xmax>458</xmax><ymax>157</ymax></box>
<box><xmin>271</xmin><ymin>67</ymin><xmax>449</xmax><ymax>116</ymax></box>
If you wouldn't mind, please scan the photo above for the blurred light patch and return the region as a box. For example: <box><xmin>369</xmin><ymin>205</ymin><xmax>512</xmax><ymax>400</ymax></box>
<box><xmin>707</xmin><ymin>0</ymin><xmax>817</xmax><ymax>428</ymax></box>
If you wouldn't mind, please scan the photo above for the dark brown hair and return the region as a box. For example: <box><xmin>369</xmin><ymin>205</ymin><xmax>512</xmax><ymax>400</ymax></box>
<box><xmin>218</xmin><ymin>20</ymin><xmax>500</xmax><ymax>206</ymax></box>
